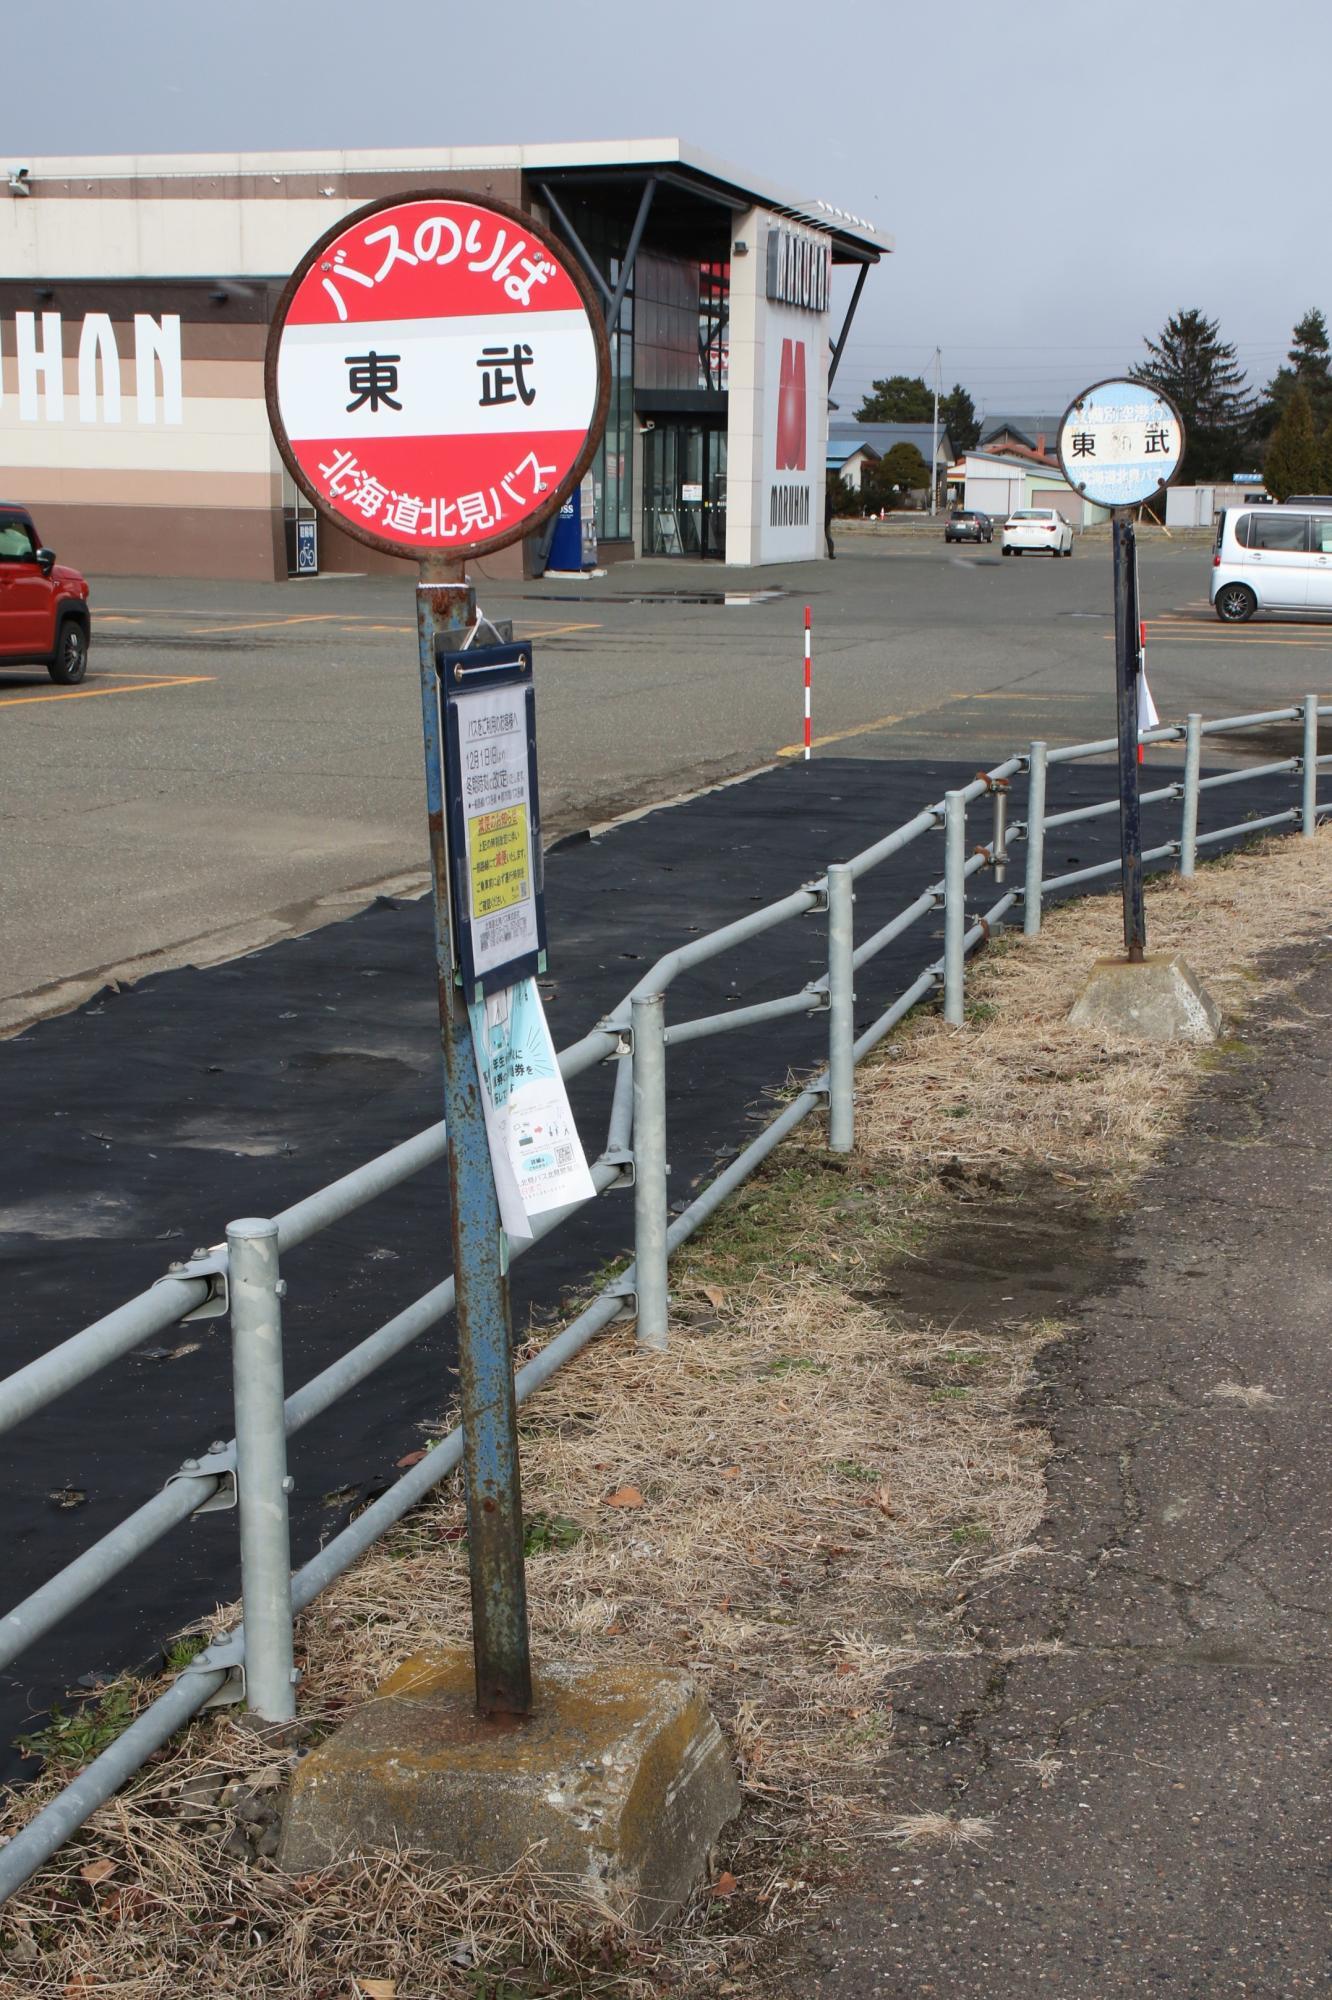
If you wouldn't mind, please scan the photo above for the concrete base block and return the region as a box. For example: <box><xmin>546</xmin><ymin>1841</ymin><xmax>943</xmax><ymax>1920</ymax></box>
<box><xmin>277</xmin><ymin>1649</ymin><xmax>740</xmax><ymax>1926</ymax></box>
<box><xmin>1068</xmin><ymin>952</ymin><xmax>1220</xmax><ymax>1043</ymax></box>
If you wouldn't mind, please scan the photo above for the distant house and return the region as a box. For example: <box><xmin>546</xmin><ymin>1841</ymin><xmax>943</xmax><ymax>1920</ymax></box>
<box><xmin>828</xmin><ymin>421</ymin><xmax>954</xmax><ymax>490</ymax></box>
<box><xmin>947</xmin><ymin>448</ymin><xmax>1108</xmax><ymax>527</ymax></box>
<box><xmin>826</xmin><ymin>439</ymin><xmax>881</xmax><ymax>492</ymax></box>
<box><xmin>977</xmin><ymin>414</ymin><xmax>1064</xmax><ymax>459</ymax></box>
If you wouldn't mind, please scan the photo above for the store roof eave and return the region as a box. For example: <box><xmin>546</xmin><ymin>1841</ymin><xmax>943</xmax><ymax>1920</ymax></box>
<box><xmin>19</xmin><ymin>136</ymin><xmax>892</xmax><ymax>259</ymax></box>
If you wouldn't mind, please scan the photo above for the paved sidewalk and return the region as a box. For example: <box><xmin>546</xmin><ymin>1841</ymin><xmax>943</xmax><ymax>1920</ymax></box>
<box><xmin>790</xmin><ymin>938</ymin><xmax>1332</xmax><ymax>1996</ymax></box>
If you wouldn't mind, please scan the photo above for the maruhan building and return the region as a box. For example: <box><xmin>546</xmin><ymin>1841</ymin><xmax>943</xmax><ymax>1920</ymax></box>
<box><xmin>0</xmin><ymin>141</ymin><xmax>890</xmax><ymax>580</ymax></box>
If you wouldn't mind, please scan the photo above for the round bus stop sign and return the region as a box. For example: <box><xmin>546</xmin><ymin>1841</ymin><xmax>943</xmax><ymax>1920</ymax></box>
<box><xmin>1057</xmin><ymin>378</ymin><xmax>1185</xmax><ymax>510</ymax></box>
<box><xmin>265</xmin><ymin>192</ymin><xmax>609</xmax><ymax>560</ymax></box>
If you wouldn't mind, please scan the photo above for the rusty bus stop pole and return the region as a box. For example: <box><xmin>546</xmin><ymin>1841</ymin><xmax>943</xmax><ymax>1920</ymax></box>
<box><xmin>1112</xmin><ymin>511</ymin><xmax>1147</xmax><ymax>963</ymax></box>
<box><xmin>416</xmin><ymin>552</ymin><xmax>532</xmax><ymax>1719</ymax></box>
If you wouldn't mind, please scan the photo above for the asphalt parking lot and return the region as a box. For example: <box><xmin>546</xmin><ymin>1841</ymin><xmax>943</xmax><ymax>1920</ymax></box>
<box><xmin>3</xmin><ymin>530</ymin><xmax>1330</xmax><ymax>1031</ymax></box>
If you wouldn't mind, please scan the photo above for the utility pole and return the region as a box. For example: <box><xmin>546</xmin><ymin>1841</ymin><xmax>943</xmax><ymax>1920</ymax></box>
<box><xmin>930</xmin><ymin>347</ymin><xmax>941</xmax><ymax>516</ymax></box>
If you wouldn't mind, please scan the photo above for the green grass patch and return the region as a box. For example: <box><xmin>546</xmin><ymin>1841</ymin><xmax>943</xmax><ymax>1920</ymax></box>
<box><xmin>835</xmin><ymin>1459</ymin><xmax>879</xmax><ymax>1484</ymax></box>
<box><xmin>1200</xmin><ymin>1035</ymin><xmax>1256</xmax><ymax>1070</ymax></box>
<box><xmin>15</xmin><ymin>1681</ymin><xmax>137</xmax><ymax>1769</ymax></box>
<box><xmin>164</xmin><ymin>1632</ymin><xmax>208</xmax><ymax>1671</ymax></box>
<box><xmin>523</xmin><ymin>1511</ymin><xmax>584</xmax><ymax>1557</ymax></box>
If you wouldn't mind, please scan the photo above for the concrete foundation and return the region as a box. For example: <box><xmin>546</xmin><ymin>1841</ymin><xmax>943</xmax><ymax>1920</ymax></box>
<box><xmin>277</xmin><ymin>1649</ymin><xmax>740</xmax><ymax>1925</ymax></box>
<box><xmin>1068</xmin><ymin>952</ymin><xmax>1220</xmax><ymax>1043</ymax></box>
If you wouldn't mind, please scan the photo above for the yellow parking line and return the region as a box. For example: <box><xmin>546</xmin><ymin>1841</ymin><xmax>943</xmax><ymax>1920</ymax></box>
<box><xmin>0</xmin><ymin>674</ymin><xmax>213</xmax><ymax>708</ymax></box>
<box><xmin>185</xmin><ymin>614</ymin><xmax>345</xmax><ymax>635</ymax></box>
<box><xmin>777</xmin><ymin>692</ymin><xmax>972</xmax><ymax>758</ymax></box>
<box><xmin>515</xmin><ymin>621</ymin><xmax>601</xmax><ymax>639</ymax></box>
<box><xmin>1141</xmin><ymin>633</ymin><xmax>1332</xmax><ymax>649</ymax></box>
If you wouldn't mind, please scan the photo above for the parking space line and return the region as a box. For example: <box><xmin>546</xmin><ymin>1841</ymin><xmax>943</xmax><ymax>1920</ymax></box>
<box><xmin>0</xmin><ymin>674</ymin><xmax>213</xmax><ymax>708</ymax></box>
<box><xmin>185</xmin><ymin>614</ymin><xmax>346</xmax><ymax>635</ymax></box>
<box><xmin>99</xmin><ymin>613</ymin><xmax>604</xmax><ymax>643</ymax></box>
<box><xmin>515</xmin><ymin>621</ymin><xmax>601</xmax><ymax>639</ymax></box>
<box><xmin>1147</xmin><ymin>635</ymin><xmax>1332</xmax><ymax>649</ymax></box>
<box><xmin>777</xmin><ymin>691</ymin><xmax>972</xmax><ymax>758</ymax></box>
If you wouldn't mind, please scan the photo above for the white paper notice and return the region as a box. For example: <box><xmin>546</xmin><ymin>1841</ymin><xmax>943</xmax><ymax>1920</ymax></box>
<box><xmin>455</xmin><ymin>683</ymin><xmax>540</xmax><ymax>981</ymax></box>
<box><xmin>468</xmin><ymin>978</ymin><xmax>597</xmax><ymax>1240</ymax></box>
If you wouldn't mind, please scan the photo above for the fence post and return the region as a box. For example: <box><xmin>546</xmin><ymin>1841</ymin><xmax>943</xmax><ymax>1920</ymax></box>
<box><xmin>944</xmin><ymin>790</ymin><xmax>966</xmax><ymax>1026</ymax></box>
<box><xmin>226</xmin><ymin>1218</ymin><xmax>296</xmax><ymax>1726</ymax></box>
<box><xmin>991</xmin><ymin>787</ymin><xmax>1009</xmax><ymax>884</ymax></box>
<box><xmin>631</xmin><ymin>994</ymin><xmax>669</xmax><ymax>1351</ymax></box>
<box><xmin>1303</xmin><ymin>693</ymin><xmax>1319</xmax><ymax>839</ymax></box>
<box><xmin>1022</xmin><ymin>743</ymin><xmax>1047</xmax><ymax>936</ymax></box>
<box><xmin>827</xmin><ymin>863</ymin><xmax>855</xmax><ymax>1153</ymax></box>
<box><xmin>1181</xmin><ymin>712</ymin><xmax>1202</xmax><ymax>877</ymax></box>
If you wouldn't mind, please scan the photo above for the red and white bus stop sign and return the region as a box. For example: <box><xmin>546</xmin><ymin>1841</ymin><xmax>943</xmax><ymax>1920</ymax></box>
<box><xmin>265</xmin><ymin>192</ymin><xmax>610</xmax><ymax>561</ymax></box>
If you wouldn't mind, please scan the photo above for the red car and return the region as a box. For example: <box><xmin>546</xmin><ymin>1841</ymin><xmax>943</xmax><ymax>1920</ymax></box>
<box><xmin>0</xmin><ymin>503</ymin><xmax>92</xmax><ymax>683</ymax></box>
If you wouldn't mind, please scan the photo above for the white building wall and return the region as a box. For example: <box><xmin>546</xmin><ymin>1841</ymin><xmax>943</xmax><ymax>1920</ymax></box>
<box><xmin>725</xmin><ymin>209</ymin><xmax>831</xmax><ymax>565</ymax></box>
<box><xmin>967</xmin><ymin>474</ymin><xmax>1018</xmax><ymax>517</ymax></box>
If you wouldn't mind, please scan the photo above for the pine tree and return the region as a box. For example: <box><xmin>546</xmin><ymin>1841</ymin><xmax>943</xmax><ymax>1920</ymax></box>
<box><xmin>1262</xmin><ymin>309</ymin><xmax>1332</xmax><ymax>435</ymax></box>
<box><xmin>1321</xmin><ymin>421</ymin><xmax>1332</xmax><ymax>495</ymax></box>
<box><xmin>939</xmin><ymin>383</ymin><xmax>980</xmax><ymax>452</ymax></box>
<box><xmin>854</xmin><ymin>375</ymin><xmax>933</xmax><ymax>423</ymax></box>
<box><xmin>1263</xmin><ymin>384</ymin><xmax>1322</xmax><ymax>500</ymax></box>
<box><xmin>1133</xmin><ymin>309</ymin><xmax>1253</xmax><ymax>481</ymax></box>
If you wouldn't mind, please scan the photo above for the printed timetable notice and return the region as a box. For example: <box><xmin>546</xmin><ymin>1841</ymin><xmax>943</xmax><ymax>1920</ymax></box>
<box><xmin>455</xmin><ymin>682</ymin><xmax>539</xmax><ymax>980</ymax></box>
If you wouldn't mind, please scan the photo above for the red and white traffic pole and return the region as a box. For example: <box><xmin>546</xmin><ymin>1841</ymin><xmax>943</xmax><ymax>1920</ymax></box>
<box><xmin>803</xmin><ymin>605</ymin><xmax>812</xmax><ymax>761</ymax></box>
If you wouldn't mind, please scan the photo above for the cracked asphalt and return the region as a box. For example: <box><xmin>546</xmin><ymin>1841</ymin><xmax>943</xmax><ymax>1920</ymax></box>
<box><xmin>784</xmin><ymin>938</ymin><xmax>1332</xmax><ymax>1996</ymax></box>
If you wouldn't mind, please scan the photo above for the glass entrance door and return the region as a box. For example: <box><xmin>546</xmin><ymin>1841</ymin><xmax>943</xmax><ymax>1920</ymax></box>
<box><xmin>705</xmin><ymin>425</ymin><xmax>727</xmax><ymax>558</ymax></box>
<box><xmin>643</xmin><ymin>422</ymin><xmax>727</xmax><ymax>558</ymax></box>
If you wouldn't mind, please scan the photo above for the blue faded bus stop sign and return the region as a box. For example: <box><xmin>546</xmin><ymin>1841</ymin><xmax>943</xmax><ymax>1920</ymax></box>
<box><xmin>1057</xmin><ymin>378</ymin><xmax>1185</xmax><ymax>509</ymax></box>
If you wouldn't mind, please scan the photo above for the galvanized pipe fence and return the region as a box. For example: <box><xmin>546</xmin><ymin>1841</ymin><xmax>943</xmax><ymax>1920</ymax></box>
<box><xmin>0</xmin><ymin>694</ymin><xmax>1327</xmax><ymax>1901</ymax></box>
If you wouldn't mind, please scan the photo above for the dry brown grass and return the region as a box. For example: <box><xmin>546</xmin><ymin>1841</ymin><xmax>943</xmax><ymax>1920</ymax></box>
<box><xmin>881</xmin><ymin>1812</ymin><xmax>996</xmax><ymax>1850</ymax></box>
<box><xmin>857</xmin><ymin>827</ymin><xmax>1332</xmax><ymax>1195</ymax></box>
<box><xmin>4</xmin><ymin>830</ymin><xmax>1331</xmax><ymax>1998</ymax></box>
<box><xmin>1210</xmin><ymin>1380</ymin><xmax>1280</xmax><ymax>1408</ymax></box>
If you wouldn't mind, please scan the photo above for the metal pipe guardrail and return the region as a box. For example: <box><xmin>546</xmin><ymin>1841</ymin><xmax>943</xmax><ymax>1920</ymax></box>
<box><xmin>0</xmin><ymin>693</ymin><xmax>1326</xmax><ymax>1901</ymax></box>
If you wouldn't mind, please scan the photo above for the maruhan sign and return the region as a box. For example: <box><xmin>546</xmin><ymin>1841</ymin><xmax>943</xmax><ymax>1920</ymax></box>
<box><xmin>1</xmin><ymin>312</ymin><xmax>183</xmax><ymax>424</ymax></box>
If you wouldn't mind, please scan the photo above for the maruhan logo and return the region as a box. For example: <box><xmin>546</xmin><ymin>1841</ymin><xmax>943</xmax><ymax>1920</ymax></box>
<box><xmin>0</xmin><ymin>312</ymin><xmax>183</xmax><ymax>424</ymax></box>
<box><xmin>775</xmin><ymin>338</ymin><xmax>807</xmax><ymax>473</ymax></box>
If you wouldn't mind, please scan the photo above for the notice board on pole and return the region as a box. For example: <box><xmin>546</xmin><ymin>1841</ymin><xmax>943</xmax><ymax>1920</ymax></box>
<box><xmin>436</xmin><ymin>640</ymin><xmax>546</xmax><ymax>997</ymax></box>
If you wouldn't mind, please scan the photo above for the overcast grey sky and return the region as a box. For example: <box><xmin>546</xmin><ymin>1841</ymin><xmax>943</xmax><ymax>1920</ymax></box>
<box><xmin>7</xmin><ymin>0</ymin><xmax>1328</xmax><ymax>417</ymax></box>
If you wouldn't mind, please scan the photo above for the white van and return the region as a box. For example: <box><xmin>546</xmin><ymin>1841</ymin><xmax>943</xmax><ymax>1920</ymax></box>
<box><xmin>1211</xmin><ymin>504</ymin><xmax>1332</xmax><ymax>621</ymax></box>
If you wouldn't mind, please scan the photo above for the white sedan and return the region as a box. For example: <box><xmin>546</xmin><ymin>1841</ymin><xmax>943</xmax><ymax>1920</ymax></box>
<box><xmin>1002</xmin><ymin>508</ymin><xmax>1073</xmax><ymax>557</ymax></box>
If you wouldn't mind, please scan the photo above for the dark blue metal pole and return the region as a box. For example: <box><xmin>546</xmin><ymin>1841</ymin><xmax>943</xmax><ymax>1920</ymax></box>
<box><xmin>416</xmin><ymin>555</ymin><xmax>532</xmax><ymax>1718</ymax></box>
<box><xmin>1112</xmin><ymin>512</ymin><xmax>1147</xmax><ymax>962</ymax></box>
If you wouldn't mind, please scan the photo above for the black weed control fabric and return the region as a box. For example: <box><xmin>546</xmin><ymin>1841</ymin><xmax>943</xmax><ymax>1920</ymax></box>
<box><xmin>0</xmin><ymin>755</ymin><xmax>1297</xmax><ymax>1768</ymax></box>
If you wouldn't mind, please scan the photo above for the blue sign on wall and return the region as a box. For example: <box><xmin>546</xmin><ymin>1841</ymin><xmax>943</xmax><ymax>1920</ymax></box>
<box><xmin>295</xmin><ymin>518</ymin><xmax>318</xmax><ymax>574</ymax></box>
